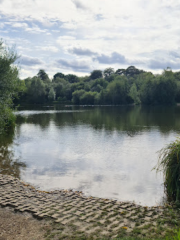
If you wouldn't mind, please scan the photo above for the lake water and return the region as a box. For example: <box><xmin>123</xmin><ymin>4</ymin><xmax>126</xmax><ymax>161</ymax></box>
<box><xmin>1</xmin><ymin>105</ymin><xmax>180</xmax><ymax>206</ymax></box>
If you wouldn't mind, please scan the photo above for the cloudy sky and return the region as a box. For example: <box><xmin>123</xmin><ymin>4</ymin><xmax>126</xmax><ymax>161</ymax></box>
<box><xmin>0</xmin><ymin>0</ymin><xmax>180</xmax><ymax>79</ymax></box>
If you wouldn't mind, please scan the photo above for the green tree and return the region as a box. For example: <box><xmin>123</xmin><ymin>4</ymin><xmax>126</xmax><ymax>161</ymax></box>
<box><xmin>125</xmin><ymin>66</ymin><xmax>144</xmax><ymax>77</ymax></box>
<box><xmin>48</xmin><ymin>88</ymin><xmax>56</xmax><ymax>102</ymax></box>
<box><xmin>0</xmin><ymin>40</ymin><xmax>19</xmax><ymax>133</ymax></box>
<box><xmin>53</xmin><ymin>72</ymin><xmax>65</xmax><ymax>82</ymax></box>
<box><xmin>153</xmin><ymin>73</ymin><xmax>176</xmax><ymax>105</ymax></box>
<box><xmin>80</xmin><ymin>91</ymin><xmax>97</xmax><ymax>104</ymax></box>
<box><xmin>90</xmin><ymin>70</ymin><xmax>103</xmax><ymax>80</ymax></box>
<box><xmin>140</xmin><ymin>78</ymin><xmax>155</xmax><ymax>105</ymax></box>
<box><xmin>106</xmin><ymin>79</ymin><xmax>128</xmax><ymax>104</ymax></box>
<box><xmin>65</xmin><ymin>74</ymin><xmax>79</xmax><ymax>83</ymax></box>
<box><xmin>27</xmin><ymin>77</ymin><xmax>46</xmax><ymax>103</ymax></box>
<box><xmin>37</xmin><ymin>69</ymin><xmax>50</xmax><ymax>82</ymax></box>
<box><xmin>103</xmin><ymin>67</ymin><xmax>115</xmax><ymax>78</ymax></box>
<box><xmin>115</xmin><ymin>68</ymin><xmax>125</xmax><ymax>75</ymax></box>
<box><xmin>72</xmin><ymin>90</ymin><xmax>85</xmax><ymax>104</ymax></box>
<box><xmin>129</xmin><ymin>83</ymin><xmax>141</xmax><ymax>104</ymax></box>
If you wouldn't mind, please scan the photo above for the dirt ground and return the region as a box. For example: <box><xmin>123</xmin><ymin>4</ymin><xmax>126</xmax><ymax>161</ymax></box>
<box><xmin>0</xmin><ymin>207</ymin><xmax>47</xmax><ymax>240</ymax></box>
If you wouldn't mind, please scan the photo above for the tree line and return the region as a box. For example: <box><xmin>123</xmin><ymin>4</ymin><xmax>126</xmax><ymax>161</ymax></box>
<box><xmin>17</xmin><ymin>66</ymin><xmax>180</xmax><ymax>106</ymax></box>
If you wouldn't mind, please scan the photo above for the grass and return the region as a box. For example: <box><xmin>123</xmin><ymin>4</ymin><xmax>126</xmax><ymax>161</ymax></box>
<box><xmin>155</xmin><ymin>138</ymin><xmax>180</xmax><ymax>204</ymax></box>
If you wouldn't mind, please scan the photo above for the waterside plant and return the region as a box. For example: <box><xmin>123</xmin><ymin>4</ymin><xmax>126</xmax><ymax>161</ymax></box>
<box><xmin>156</xmin><ymin>138</ymin><xmax>180</xmax><ymax>204</ymax></box>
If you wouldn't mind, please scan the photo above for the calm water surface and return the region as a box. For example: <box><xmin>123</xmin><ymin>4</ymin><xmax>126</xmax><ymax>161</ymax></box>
<box><xmin>1</xmin><ymin>105</ymin><xmax>180</xmax><ymax>206</ymax></box>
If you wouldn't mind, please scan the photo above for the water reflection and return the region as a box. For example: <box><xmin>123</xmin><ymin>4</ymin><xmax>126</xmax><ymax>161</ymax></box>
<box><xmin>15</xmin><ymin>105</ymin><xmax>180</xmax><ymax>135</ymax></box>
<box><xmin>1</xmin><ymin>105</ymin><xmax>180</xmax><ymax>206</ymax></box>
<box><xmin>0</xmin><ymin>131</ymin><xmax>26</xmax><ymax>178</ymax></box>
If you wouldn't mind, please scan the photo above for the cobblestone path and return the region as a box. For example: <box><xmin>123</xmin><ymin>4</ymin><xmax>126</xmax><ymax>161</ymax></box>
<box><xmin>0</xmin><ymin>174</ymin><xmax>178</xmax><ymax>239</ymax></box>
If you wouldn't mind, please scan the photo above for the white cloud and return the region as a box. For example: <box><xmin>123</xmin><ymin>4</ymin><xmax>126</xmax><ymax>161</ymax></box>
<box><xmin>38</xmin><ymin>46</ymin><xmax>59</xmax><ymax>53</ymax></box>
<box><xmin>0</xmin><ymin>0</ymin><xmax>180</xmax><ymax>77</ymax></box>
<box><xmin>10</xmin><ymin>22</ymin><xmax>28</xmax><ymax>28</ymax></box>
<box><xmin>55</xmin><ymin>58</ymin><xmax>92</xmax><ymax>72</ymax></box>
<box><xmin>19</xmin><ymin>55</ymin><xmax>43</xmax><ymax>66</ymax></box>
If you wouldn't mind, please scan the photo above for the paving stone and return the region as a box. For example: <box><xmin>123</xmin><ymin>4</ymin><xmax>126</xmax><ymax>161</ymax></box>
<box><xmin>72</xmin><ymin>221</ymin><xmax>82</xmax><ymax>227</ymax></box>
<box><xmin>86</xmin><ymin>226</ymin><xmax>101</xmax><ymax>234</ymax></box>
<box><xmin>74</xmin><ymin>210</ymin><xmax>83</xmax><ymax>216</ymax></box>
<box><xmin>0</xmin><ymin>173</ymin><xmax>172</xmax><ymax>239</ymax></box>
<box><xmin>84</xmin><ymin>217</ymin><xmax>95</xmax><ymax>223</ymax></box>
<box><xmin>61</xmin><ymin>217</ymin><xmax>75</xmax><ymax>225</ymax></box>
<box><xmin>54</xmin><ymin>217</ymin><xmax>67</xmax><ymax>223</ymax></box>
<box><xmin>101</xmin><ymin>230</ymin><xmax>110</xmax><ymax>236</ymax></box>
<box><xmin>51</xmin><ymin>213</ymin><xmax>61</xmax><ymax>219</ymax></box>
<box><xmin>79</xmin><ymin>215</ymin><xmax>87</xmax><ymax>221</ymax></box>
<box><xmin>144</xmin><ymin>216</ymin><xmax>152</xmax><ymax>221</ymax></box>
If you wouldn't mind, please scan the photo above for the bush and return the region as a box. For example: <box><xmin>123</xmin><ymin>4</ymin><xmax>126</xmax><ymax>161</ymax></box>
<box><xmin>0</xmin><ymin>39</ymin><xmax>19</xmax><ymax>133</ymax></box>
<box><xmin>156</xmin><ymin>138</ymin><xmax>180</xmax><ymax>203</ymax></box>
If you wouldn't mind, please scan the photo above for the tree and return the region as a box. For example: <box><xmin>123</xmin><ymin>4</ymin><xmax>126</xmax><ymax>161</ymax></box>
<box><xmin>65</xmin><ymin>74</ymin><xmax>79</xmax><ymax>83</ymax></box>
<box><xmin>37</xmin><ymin>69</ymin><xmax>50</xmax><ymax>82</ymax></box>
<box><xmin>103</xmin><ymin>67</ymin><xmax>115</xmax><ymax>78</ymax></box>
<box><xmin>140</xmin><ymin>78</ymin><xmax>155</xmax><ymax>105</ymax></box>
<box><xmin>0</xmin><ymin>40</ymin><xmax>19</xmax><ymax>133</ymax></box>
<box><xmin>80</xmin><ymin>91</ymin><xmax>97</xmax><ymax>105</ymax></box>
<box><xmin>72</xmin><ymin>90</ymin><xmax>85</xmax><ymax>104</ymax></box>
<box><xmin>106</xmin><ymin>79</ymin><xmax>128</xmax><ymax>104</ymax></box>
<box><xmin>48</xmin><ymin>88</ymin><xmax>56</xmax><ymax>102</ymax></box>
<box><xmin>129</xmin><ymin>83</ymin><xmax>141</xmax><ymax>104</ymax></box>
<box><xmin>90</xmin><ymin>70</ymin><xmax>103</xmax><ymax>80</ymax></box>
<box><xmin>27</xmin><ymin>77</ymin><xmax>46</xmax><ymax>103</ymax></box>
<box><xmin>115</xmin><ymin>68</ymin><xmax>125</xmax><ymax>75</ymax></box>
<box><xmin>125</xmin><ymin>66</ymin><xmax>144</xmax><ymax>77</ymax></box>
<box><xmin>53</xmin><ymin>72</ymin><xmax>65</xmax><ymax>82</ymax></box>
<box><xmin>153</xmin><ymin>74</ymin><xmax>177</xmax><ymax>105</ymax></box>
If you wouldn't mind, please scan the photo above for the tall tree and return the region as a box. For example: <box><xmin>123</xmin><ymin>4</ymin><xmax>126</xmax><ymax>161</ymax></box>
<box><xmin>90</xmin><ymin>70</ymin><xmax>103</xmax><ymax>80</ymax></box>
<box><xmin>53</xmin><ymin>72</ymin><xmax>65</xmax><ymax>82</ymax></box>
<box><xmin>103</xmin><ymin>67</ymin><xmax>115</xmax><ymax>78</ymax></box>
<box><xmin>65</xmin><ymin>74</ymin><xmax>79</xmax><ymax>83</ymax></box>
<box><xmin>27</xmin><ymin>77</ymin><xmax>46</xmax><ymax>103</ymax></box>
<box><xmin>0</xmin><ymin>40</ymin><xmax>19</xmax><ymax>133</ymax></box>
<box><xmin>37</xmin><ymin>69</ymin><xmax>50</xmax><ymax>82</ymax></box>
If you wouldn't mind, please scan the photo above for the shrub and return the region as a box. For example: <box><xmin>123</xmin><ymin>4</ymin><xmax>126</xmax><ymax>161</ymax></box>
<box><xmin>156</xmin><ymin>138</ymin><xmax>180</xmax><ymax>203</ymax></box>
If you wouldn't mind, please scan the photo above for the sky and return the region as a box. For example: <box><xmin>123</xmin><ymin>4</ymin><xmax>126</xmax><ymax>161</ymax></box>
<box><xmin>0</xmin><ymin>0</ymin><xmax>180</xmax><ymax>79</ymax></box>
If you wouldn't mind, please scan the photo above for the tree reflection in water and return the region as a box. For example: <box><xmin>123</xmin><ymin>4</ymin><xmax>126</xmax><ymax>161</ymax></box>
<box><xmin>0</xmin><ymin>130</ymin><xmax>26</xmax><ymax>178</ymax></box>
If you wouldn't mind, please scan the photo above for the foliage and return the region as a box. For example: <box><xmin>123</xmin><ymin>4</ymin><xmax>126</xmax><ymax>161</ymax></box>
<box><xmin>106</xmin><ymin>79</ymin><xmax>129</xmax><ymax>104</ymax></box>
<box><xmin>129</xmin><ymin>83</ymin><xmax>141</xmax><ymax>104</ymax></box>
<box><xmin>53</xmin><ymin>72</ymin><xmax>65</xmax><ymax>81</ymax></box>
<box><xmin>90</xmin><ymin>70</ymin><xmax>103</xmax><ymax>80</ymax></box>
<box><xmin>103</xmin><ymin>67</ymin><xmax>115</xmax><ymax>78</ymax></box>
<box><xmin>156</xmin><ymin>138</ymin><xmax>180</xmax><ymax>203</ymax></box>
<box><xmin>48</xmin><ymin>88</ymin><xmax>56</xmax><ymax>102</ymax></box>
<box><xmin>72</xmin><ymin>89</ymin><xmax>85</xmax><ymax>104</ymax></box>
<box><xmin>26</xmin><ymin>77</ymin><xmax>46</xmax><ymax>103</ymax></box>
<box><xmin>37</xmin><ymin>69</ymin><xmax>50</xmax><ymax>82</ymax></box>
<box><xmin>17</xmin><ymin>65</ymin><xmax>180</xmax><ymax>106</ymax></box>
<box><xmin>0</xmin><ymin>40</ymin><xmax>20</xmax><ymax>133</ymax></box>
<box><xmin>65</xmin><ymin>74</ymin><xmax>79</xmax><ymax>83</ymax></box>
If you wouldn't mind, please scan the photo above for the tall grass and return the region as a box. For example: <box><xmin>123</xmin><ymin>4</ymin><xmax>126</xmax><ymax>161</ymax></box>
<box><xmin>156</xmin><ymin>138</ymin><xmax>180</xmax><ymax>203</ymax></box>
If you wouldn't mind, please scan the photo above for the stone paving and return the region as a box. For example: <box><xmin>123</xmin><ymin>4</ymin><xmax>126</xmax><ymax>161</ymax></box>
<box><xmin>0</xmin><ymin>174</ymin><xmax>177</xmax><ymax>239</ymax></box>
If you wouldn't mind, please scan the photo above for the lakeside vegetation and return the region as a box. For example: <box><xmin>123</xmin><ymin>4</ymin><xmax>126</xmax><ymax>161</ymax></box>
<box><xmin>0</xmin><ymin>40</ymin><xmax>22</xmax><ymax>134</ymax></box>
<box><xmin>17</xmin><ymin>66</ymin><xmax>180</xmax><ymax>106</ymax></box>
<box><xmin>156</xmin><ymin>138</ymin><xmax>180</xmax><ymax>205</ymax></box>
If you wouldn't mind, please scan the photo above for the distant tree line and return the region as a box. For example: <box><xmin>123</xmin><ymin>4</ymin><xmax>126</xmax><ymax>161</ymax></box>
<box><xmin>17</xmin><ymin>66</ymin><xmax>180</xmax><ymax>105</ymax></box>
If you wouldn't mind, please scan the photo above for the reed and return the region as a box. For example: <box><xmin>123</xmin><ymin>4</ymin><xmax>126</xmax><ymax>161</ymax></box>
<box><xmin>156</xmin><ymin>138</ymin><xmax>180</xmax><ymax>203</ymax></box>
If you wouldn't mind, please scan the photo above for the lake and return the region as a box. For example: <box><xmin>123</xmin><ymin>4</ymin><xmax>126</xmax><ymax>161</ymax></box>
<box><xmin>1</xmin><ymin>105</ymin><xmax>180</xmax><ymax>206</ymax></box>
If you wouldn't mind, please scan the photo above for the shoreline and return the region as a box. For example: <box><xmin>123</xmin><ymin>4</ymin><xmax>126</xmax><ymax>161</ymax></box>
<box><xmin>0</xmin><ymin>173</ymin><xmax>177</xmax><ymax>239</ymax></box>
